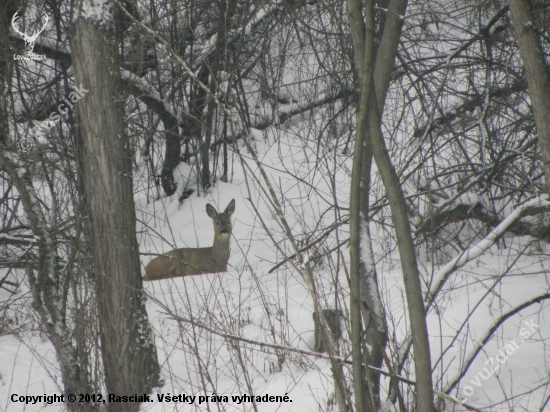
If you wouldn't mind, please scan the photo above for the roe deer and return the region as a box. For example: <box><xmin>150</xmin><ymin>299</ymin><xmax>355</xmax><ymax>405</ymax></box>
<box><xmin>143</xmin><ymin>199</ymin><xmax>235</xmax><ymax>280</ymax></box>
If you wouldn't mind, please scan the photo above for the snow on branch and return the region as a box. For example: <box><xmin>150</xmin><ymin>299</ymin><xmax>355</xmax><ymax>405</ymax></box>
<box><xmin>413</xmin><ymin>78</ymin><xmax>527</xmax><ymax>140</ymax></box>
<box><xmin>425</xmin><ymin>196</ymin><xmax>550</xmax><ymax>306</ymax></box>
<box><xmin>116</xmin><ymin>0</ymin><xmax>296</xmax><ymax>83</ymax></box>
<box><xmin>26</xmin><ymin>1</ymin><xmax>331</xmax><ymax>145</ymax></box>
<box><xmin>211</xmin><ymin>88</ymin><xmax>355</xmax><ymax>148</ymax></box>
<box><xmin>394</xmin><ymin>196</ymin><xmax>550</xmax><ymax>386</ymax></box>
<box><xmin>121</xmin><ymin>69</ymin><xmax>178</xmax><ymax>121</ymax></box>
<box><xmin>190</xmin><ymin>0</ymin><xmax>288</xmax><ymax>75</ymax></box>
<box><xmin>0</xmin><ymin>233</ymin><xmax>37</xmax><ymax>246</ymax></box>
<box><xmin>11</xmin><ymin>34</ymin><xmax>180</xmax><ymax>132</ymax></box>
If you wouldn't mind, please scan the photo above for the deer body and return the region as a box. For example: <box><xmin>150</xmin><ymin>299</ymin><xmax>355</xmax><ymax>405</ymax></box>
<box><xmin>143</xmin><ymin>199</ymin><xmax>235</xmax><ymax>281</ymax></box>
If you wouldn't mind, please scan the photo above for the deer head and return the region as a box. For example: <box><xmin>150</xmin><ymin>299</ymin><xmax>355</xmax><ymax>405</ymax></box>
<box><xmin>12</xmin><ymin>12</ymin><xmax>49</xmax><ymax>55</ymax></box>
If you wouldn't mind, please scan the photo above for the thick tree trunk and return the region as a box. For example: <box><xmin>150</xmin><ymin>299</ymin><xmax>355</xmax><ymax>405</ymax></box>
<box><xmin>0</xmin><ymin>3</ymin><xmax>99</xmax><ymax>410</ymax></box>
<box><xmin>70</xmin><ymin>2</ymin><xmax>159</xmax><ymax>410</ymax></box>
<box><xmin>0</xmin><ymin>0</ymin><xmax>16</xmax><ymax>146</ymax></box>
<box><xmin>507</xmin><ymin>0</ymin><xmax>550</xmax><ymax>191</ymax></box>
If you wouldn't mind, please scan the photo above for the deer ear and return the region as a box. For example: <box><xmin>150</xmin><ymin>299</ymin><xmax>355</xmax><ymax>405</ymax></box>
<box><xmin>225</xmin><ymin>199</ymin><xmax>235</xmax><ymax>217</ymax></box>
<box><xmin>206</xmin><ymin>203</ymin><xmax>218</xmax><ymax>219</ymax></box>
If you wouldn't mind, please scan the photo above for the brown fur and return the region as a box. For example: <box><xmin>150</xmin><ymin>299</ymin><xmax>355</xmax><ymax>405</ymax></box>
<box><xmin>143</xmin><ymin>199</ymin><xmax>235</xmax><ymax>280</ymax></box>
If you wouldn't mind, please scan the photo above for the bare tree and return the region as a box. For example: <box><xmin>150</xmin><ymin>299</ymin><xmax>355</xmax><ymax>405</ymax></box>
<box><xmin>4</xmin><ymin>0</ymin><xmax>550</xmax><ymax>410</ymax></box>
<box><xmin>346</xmin><ymin>0</ymin><xmax>435</xmax><ymax>409</ymax></box>
<box><xmin>0</xmin><ymin>2</ymin><xmax>104</xmax><ymax>410</ymax></box>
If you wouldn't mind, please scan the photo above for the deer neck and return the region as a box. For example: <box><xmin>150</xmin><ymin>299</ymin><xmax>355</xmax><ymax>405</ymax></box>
<box><xmin>212</xmin><ymin>236</ymin><xmax>230</xmax><ymax>262</ymax></box>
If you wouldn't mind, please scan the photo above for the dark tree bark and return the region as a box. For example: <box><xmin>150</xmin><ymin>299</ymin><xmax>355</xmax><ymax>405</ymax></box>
<box><xmin>160</xmin><ymin>120</ymin><xmax>180</xmax><ymax>196</ymax></box>
<box><xmin>369</xmin><ymin>96</ymin><xmax>435</xmax><ymax>412</ymax></box>
<box><xmin>0</xmin><ymin>0</ymin><xmax>17</xmax><ymax>146</ymax></box>
<box><xmin>507</xmin><ymin>0</ymin><xmax>550</xmax><ymax>192</ymax></box>
<box><xmin>0</xmin><ymin>3</ymin><xmax>100</xmax><ymax>411</ymax></box>
<box><xmin>369</xmin><ymin>0</ymin><xmax>435</xmax><ymax>408</ymax></box>
<box><xmin>347</xmin><ymin>0</ymin><xmax>435</xmax><ymax>409</ymax></box>
<box><xmin>200</xmin><ymin>0</ymin><xmax>237</xmax><ymax>189</ymax></box>
<box><xmin>69</xmin><ymin>1</ymin><xmax>159</xmax><ymax>410</ymax></box>
<box><xmin>346</xmin><ymin>0</ymin><xmax>376</xmax><ymax>409</ymax></box>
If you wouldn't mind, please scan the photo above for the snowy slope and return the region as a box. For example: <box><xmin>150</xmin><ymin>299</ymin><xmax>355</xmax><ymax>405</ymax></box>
<box><xmin>2</xmin><ymin>129</ymin><xmax>550</xmax><ymax>412</ymax></box>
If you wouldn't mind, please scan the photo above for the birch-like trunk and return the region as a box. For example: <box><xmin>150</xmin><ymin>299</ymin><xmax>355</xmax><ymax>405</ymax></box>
<box><xmin>346</xmin><ymin>0</ymin><xmax>435</xmax><ymax>409</ymax></box>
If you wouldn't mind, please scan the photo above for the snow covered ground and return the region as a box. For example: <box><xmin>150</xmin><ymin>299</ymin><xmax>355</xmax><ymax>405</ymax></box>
<box><xmin>1</xmin><ymin>130</ymin><xmax>550</xmax><ymax>412</ymax></box>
